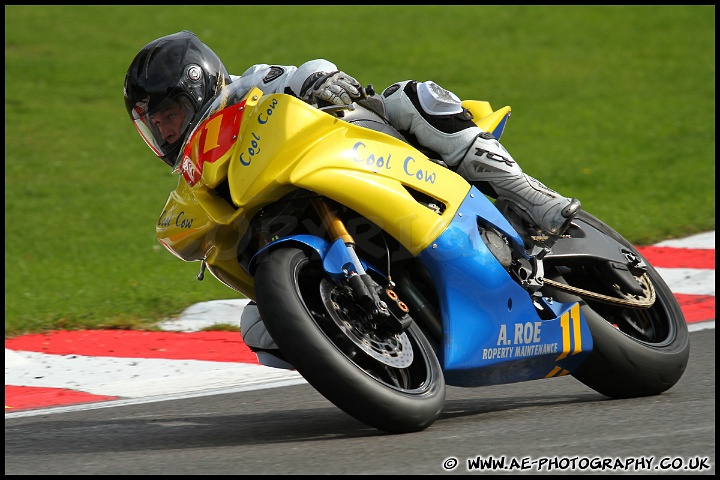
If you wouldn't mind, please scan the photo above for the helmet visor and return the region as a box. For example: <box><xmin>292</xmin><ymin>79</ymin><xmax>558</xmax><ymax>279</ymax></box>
<box><xmin>131</xmin><ymin>96</ymin><xmax>195</xmax><ymax>159</ymax></box>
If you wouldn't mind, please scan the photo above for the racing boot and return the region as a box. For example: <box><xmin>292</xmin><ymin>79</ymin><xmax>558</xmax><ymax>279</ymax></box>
<box><xmin>456</xmin><ymin>132</ymin><xmax>582</xmax><ymax>236</ymax></box>
<box><xmin>381</xmin><ymin>79</ymin><xmax>580</xmax><ymax>236</ymax></box>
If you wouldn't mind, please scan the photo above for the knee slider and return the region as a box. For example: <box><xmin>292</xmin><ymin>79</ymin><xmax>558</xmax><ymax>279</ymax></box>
<box><xmin>381</xmin><ymin>80</ymin><xmax>465</xmax><ymax>117</ymax></box>
<box><xmin>240</xmin><ymin>302</ymin><xmax>278</xmax><ymax>350</ymax></box>
<box><xmin>416</xmin><ymin>81</ymin><xmax>464</xmax><ymax>115</ymax></box>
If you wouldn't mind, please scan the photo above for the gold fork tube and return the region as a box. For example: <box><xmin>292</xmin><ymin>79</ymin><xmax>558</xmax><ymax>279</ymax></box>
<box><xmin>311</xmin><ymin>197</ymin><xmax>355</xmax><ymax>245</ymax></box>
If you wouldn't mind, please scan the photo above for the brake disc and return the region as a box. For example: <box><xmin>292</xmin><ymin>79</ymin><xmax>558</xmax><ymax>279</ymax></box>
<box><xmin>320</xmin><ymin>280</ymin><xmax>414</xmax><ymax>368</ymax></box>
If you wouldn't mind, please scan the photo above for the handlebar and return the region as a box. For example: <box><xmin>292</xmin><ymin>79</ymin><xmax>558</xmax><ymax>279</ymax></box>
<box><xmin>363</xmin><ymin>84</ymin><xmax>376</xmax><ymax>98</ymax></box>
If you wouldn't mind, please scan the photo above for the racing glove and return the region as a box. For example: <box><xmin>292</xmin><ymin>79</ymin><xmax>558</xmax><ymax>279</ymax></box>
<box><xmin>302</xmin><ymin>70</ymin><xmax>363</xmax><ymax>106</ymax></box>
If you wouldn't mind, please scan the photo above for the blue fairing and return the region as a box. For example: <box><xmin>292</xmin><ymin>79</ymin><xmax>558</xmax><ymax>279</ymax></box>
<box><xmin>491</xmin><ymin>111</ymin><xmax>510</xmax><ymax>140</ymax></box>
<box><xmin>418</xmin><ymin>187</ymin><xmax>592</xmax><ymax>387</ymax></box>
<box><xmin>250</xmin><ymin>187</ymin><xmax>592</xmax><ymax>388</ymax></box>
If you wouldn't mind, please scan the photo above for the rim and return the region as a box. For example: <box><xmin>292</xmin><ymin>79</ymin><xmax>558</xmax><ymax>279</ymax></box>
<box><xmin>556</xmin><ymin>265</ymin><xmax>676</xmax><ymax>346</ymax></box>
<box><xmin>295</xmin><ymin>258</ymin><xmax>435</xmax><ymax>392</ymax></box>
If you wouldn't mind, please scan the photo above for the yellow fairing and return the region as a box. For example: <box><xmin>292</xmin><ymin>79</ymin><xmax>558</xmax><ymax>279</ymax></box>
<box><xmin>227</xmin><ymin>93</ymin><xmax>471</xmax><ymax>256</ymax></box>
<box><xmin>156</xmin><ymin>175</ymin><xmax>255</xmax><ymax>295</ymax></box>
<box><xmin>156</xmin><ymin>178</ymin><xmax>213</xmax><ymax>261</ymax></box>
<box><xmin>463</xmin><ymin>100</ymin><xmax>512</xmax><ymax>135</ymax></box>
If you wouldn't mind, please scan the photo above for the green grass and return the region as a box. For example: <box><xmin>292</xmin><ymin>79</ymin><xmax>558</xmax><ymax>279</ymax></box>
<box><xmin>4</xmin><ymin>5</ymin><xmax>715</xmax><ymax>337</ymax></box>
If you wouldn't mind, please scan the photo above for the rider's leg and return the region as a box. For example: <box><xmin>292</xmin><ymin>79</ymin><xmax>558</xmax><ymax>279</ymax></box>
<box><xmin>240</xmin><ymin>301</ymin><xmax>294</xmax><ymax>369</ymax></box>
<box><xmin>380</xmin><ymin>80</ymin><xmax>580</xmax><ymax>235</ymax></box>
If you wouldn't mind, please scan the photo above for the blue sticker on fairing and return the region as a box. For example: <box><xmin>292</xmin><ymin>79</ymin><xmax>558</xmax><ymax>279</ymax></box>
<box><xmin>417</xmin><ymin>188</ymin><xmax>592</xmax><ymax>386</ymax></box>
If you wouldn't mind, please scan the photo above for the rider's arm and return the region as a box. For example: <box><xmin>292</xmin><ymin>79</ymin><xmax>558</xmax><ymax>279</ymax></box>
<box><xmin>236</xmin><ymin>60</ymin><xmax>337</xmax><ymax>97</ymax></box>
<box><xmin>239</xmin><ymin>59</ymin><xmax>362</xmax><ymax>106</ymax></box>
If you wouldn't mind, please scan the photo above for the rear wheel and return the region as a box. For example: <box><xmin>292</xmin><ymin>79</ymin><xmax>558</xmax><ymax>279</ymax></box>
<box><xmin>254</xmin><ymin>247</ymin><xmax>446</xmax><ymax>433</ymax></box>
<box><xmin>544</xmin><ymin>211</ymin><xmax>690</xmax><ymax>398</ymax></box>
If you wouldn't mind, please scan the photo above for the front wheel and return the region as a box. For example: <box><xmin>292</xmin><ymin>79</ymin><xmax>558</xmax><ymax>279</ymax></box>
<box><xmin>254</xmin><ymin>247</ymin><xmax>446</xmax><ymax>434</ymax></box>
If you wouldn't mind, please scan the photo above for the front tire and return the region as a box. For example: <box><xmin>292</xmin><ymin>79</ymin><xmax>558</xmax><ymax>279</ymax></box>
<box><xmin>254</xmin><ymin>247</ymin><xmax>446</xmax><ymax>433</ymax></box>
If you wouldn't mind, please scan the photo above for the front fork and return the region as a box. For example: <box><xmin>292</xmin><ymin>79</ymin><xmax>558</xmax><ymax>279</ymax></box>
<box><xmin>311</xmin><ymin>197</ymin><xmax>411</xmax><ymax>332</ymax></box>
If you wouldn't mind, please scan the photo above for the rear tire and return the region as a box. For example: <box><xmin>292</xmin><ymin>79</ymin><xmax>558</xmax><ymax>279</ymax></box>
<box><xmin>546</xmin><ymin>211</ymin><xmax>690</xmax><ymax>398</ymax></box>
<box><xmin>254</xmin><ymin>247</ymin><xmax>446</xmax><ymax>433</ymax></box>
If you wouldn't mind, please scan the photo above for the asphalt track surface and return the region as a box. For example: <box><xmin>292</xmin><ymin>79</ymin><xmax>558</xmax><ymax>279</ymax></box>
<box><xmin>5</xmin><ymin>231</ymin><xmax>715</xmax><ymax>474</ymax></box>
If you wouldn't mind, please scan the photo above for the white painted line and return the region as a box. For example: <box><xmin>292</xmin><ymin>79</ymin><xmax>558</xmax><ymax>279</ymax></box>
<box><xmin>655</xmin><ymin>231</ymin><xmax>715</xmax><ymax>250</ymax></box>
<box><xmin>655</xmin><ymin>267</ymin><xmax>715</xmax><ymax>296</ymax></box>
<box><xmin>160</xmin><ymin>298</ymin><xmax>251</xmax><ymax>332</ymax></box>
<box><xmin>689</xmin><ymin>321</ymin><xmax>715</xmax><ymax>332</ymax></box>
<box><xmin>5</xmin><ymin>350</ymin><xmax>303</xmax><ymax>398</ymax></box>
<box><xmin>3</xmin><ymin>377</ymin><xmax>308</xmax><ymax>419</ymax></box>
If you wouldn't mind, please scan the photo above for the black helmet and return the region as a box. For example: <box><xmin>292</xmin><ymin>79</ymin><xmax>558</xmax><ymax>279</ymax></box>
<box><xmin>124</xmin><ymin>30</ymin><xmax>231</xmax><ymax>167</ymax></box>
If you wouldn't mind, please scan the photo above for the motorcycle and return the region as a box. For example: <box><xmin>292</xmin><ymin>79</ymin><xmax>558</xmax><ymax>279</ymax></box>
<box><xmin>156</xmin><ymin>69</ymin><xmax>689</xmax><ymax>434</ymax></box>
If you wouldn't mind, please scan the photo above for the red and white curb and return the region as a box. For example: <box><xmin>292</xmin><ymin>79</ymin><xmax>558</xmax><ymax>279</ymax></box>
<box><xmin>5</xmin><ymin>231</ymin><xmax>714</xmax><ymax>416</ymax></box>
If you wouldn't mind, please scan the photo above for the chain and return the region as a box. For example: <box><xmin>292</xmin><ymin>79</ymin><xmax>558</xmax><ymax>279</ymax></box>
<box><xmin>542</xmin><ymin>274</ymin><xmax>656</xmax><ymax>309</ymax></box>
